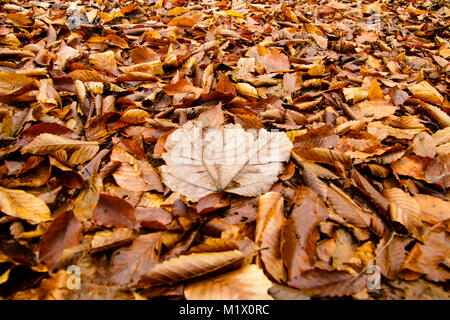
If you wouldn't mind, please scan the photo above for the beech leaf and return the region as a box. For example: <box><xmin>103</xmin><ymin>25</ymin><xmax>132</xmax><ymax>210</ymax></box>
<box><xmin>160</xmin><ymin>122</ymin><xmax>293</xmax><ymax>200</ymax></box>
<box><xmin>185</xmin><ymin>264</ymin><xmax>273</xmax><ymax>300</ymax></box>
<box><xmin>0</xmin><ymin>186</ymin><xmax>52</xmax><ymax>224</ymax></box>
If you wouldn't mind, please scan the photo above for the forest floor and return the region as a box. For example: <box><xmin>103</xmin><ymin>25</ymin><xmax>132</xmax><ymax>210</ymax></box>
<box><xmin>0</xmin><ymin>0</ymin><xmax>449</xmax><ymax>300</ymax></box>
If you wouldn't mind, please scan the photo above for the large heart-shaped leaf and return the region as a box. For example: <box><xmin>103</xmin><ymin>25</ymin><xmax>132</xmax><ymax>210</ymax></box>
<box><xmin>160</xmin><ymin>122</ymin><xmax>293</xmax><ymax>199</ymax></box>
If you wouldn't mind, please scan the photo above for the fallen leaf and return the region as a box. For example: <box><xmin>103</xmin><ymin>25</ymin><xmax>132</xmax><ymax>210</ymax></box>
<box><xmin>384</xmin><ymin>188</ymin><xmax>423</xmax><ymax>238</ymax></box>
<box><xmin>0</xmin><ymin>186</ymin><xmax>52</xmax><ymax>224</ymax></box>
<box><xmin>22</xmin><ymin>134</ymin><xmax>99</xmax><ymax>166</ymax></box>
<box><xmin>93</xmin><ymin>193</ymin><xmax>137</xmax><ymax>229</ymax></box>
<box><xmin>108</xmin><ymin>232</ymin><xmax>163</xmax><ymax>285</ymax></box>
<box><xmin>160</xmin><ymin>122</ymin><xmax>293</xmax><ymax>199</ymax></box>
<box><xmin>409</xmin><ymin>81</ymin><xmax>444</xmax><ymax>105</ymax></box>
<box><xmin>38</xmin><ymin>211</ymin><xmax>82</xmax><ymax>270</ymax></box>
<box><xmin>288</xmin><ymin>269</ymin><xmax>366</xmax><ymax>297</ymax></box>
<box><xmin>185</xmin><ymin>264</ymin><xmax>273</xmax><ymax>300</ymax></box>
<box><xmin>256</xmin><ymin>191</ymin><xmax>286</xmax><ymax>283</ymax></box>
<box><xmin>137</xmin><ymin>249</ymin><xmax>247</xmax><ymax>287</ymax></box>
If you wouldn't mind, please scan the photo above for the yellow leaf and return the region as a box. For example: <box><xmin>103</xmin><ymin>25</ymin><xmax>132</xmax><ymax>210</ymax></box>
<box><xmin>185</xmin><ymin>264</ymin><xmax>273</xmax><ymax>300</ymax></box>
<box><xmin>167</xmin><ymin>7</ymin><xmax>189</xmax><ymax>16</ymax></box>
<box><xmin>0</xmin><ymin>269</ymin><xmax>11</xmax><ymax>285</ymax></box>
<box><xmin>409</xmin><ymin>81</ymin><xmax>444</xmax><ymax>105</ymax></box>
<box><xmin>224</xmin><ymin>10</ymin><xmax>244</xmax><ymax>18</ymax></box>
<box><xmin>0</xmin><ymin>186</ymin><xmax>52</xmax><ymax>224</ymax></box>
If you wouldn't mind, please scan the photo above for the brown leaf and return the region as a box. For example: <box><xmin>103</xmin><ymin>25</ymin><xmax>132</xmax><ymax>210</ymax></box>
<box><xmin>108</xmin><ymin>232</ymin><xmax>163</xmax><ymax>285</ymax></box>
<box><xmin>93</xmin><ymin>193</ymin><xmax>137</xmax><ymax>229</ymax></box>
<box><xmin>350</xmin><ymin>168</ymin><xmax>389</xmax><ymax>216</ymax></box>
<box><xmin>402</xmin><ymin>231</ymin><xmax>450</xmax><ymax>282</ymax></box>
<box><xmin>196</xmin><ymin>192</ymin><xmax>230</xmax><ymax>215</ymax></box>
<box><xmin>256</xmin><ymin>192</ymin><xmax>286</xmax><ymax>283</ymax></box>
<box><xmin>21</xmin><ymin>134</ymin><xmax>99</xmax><ymax>166</ymax></box>
<box><xmin>268</xmin><ymin>284</ymin><xmax>310</xmax><ymax>300</ymax></box>
<box><xmin>163</xmin><ymin>79</ymin><xmax>203</xmax><ymax>99</ymax></box>
<box><xmin>327</xmin><ymin>184</ymin><xmax>372</xmax><ymax>229</ymax></box>
<box><xmin>89</xmin><ymin>51</ymin><xmax>119</xmax><ymax>76</ymax></box>
<box><xmin>0</xmin><ymin>186</ymin><xmax>52</xmax><ymax>224</ymax></box>
<box><xmin>136</xmin><ymin>249</ymin><xmax>247</xmax><ymax>287</ymax></box>
<box><xmin>409</xmin><ymin>81</ymin><xmax>444</xmax><ymax>105</ymax></box>
<box><xmin>188</xmin><ymin>238</ymin><xmax>239</xmax><ymax>254</ymax></box>
<box><xmin>411</xmin><ymin>132</ymin><xmax>436</xmax><ymax>158</ymax></box>
<box><xmin>392</xmin><ymin>155</ymin><xmax>433</xmax><ymax>180</ymax></box>
<box><xmin>376</xmin><ymin>233</ymin><xmax>412</xmax><ymax>280</ymax></box>
<box><xmin>424</xmin><ymin>154</ymin><xmax>450</xmax><ymax>188</ymax></box>
<box><xmin>167</xmin><ymin>13</ymin><xmax>203</xmax><ymax>27</ymax></box>
<box><xmin>37</xmin><ymin>79</ymin><xmax>61</xmax><ymax>109</ymax></box>
<box><xmin>38</xmin><ymin>211</ymin><xmax>82</xmax><ymax>271</ymax></box>
<box><xmin>185</xmin><ymin>264</ymin><xmax>273</xmax><ymax>300</ymax></box>
<box><xmin>293</xmin><ymin>125</ymin><xmax>340</xmax><ymax>148</ymax></box>
<box><xmin>368</xmin><ymin>79</ymin><xmax>384</xmax><ymax>101</ymax></box>
<box><xmin>282</xmin><ymin>187</ymin><xmax>328</xmax><ymax>279</ymax></box>
<box><xmin>0</xmin><ymin>71</ymin><xmax>35</xmax><ymax>101</ymax></box>
<box><xmin>414</xmin><ymin>194</ymin><xmax>450</xmax><ymax>226</ymax></box>
<box><xmin>255</xmin><ymin>45</ymin><xmax>290</xmax><ymax>73</ymax></box>
<box><xmin>136</xmin><ymin>207</ymin><xmax>174</xmax><ymax>230</ymax></box>
<box><xmin>198</xmin><ymin>104</ymin><xmax>225</xmax><ymax>129</ymax></box>
<box><xmin>90</xmin><ymin>228</ymin><xmax>135</xmax><ymax>253</ymax></box>
<box><xmin>54</xmin><ymin>41</ymin><xmax>82</xmax><ymax>71</ymax></box>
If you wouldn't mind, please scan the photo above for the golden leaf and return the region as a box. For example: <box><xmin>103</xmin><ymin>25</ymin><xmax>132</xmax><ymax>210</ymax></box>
<box><xmin>0</xmin><ymin>186</ymin><xmax>52</xmax><ymax>224</ymax></box>
<box><xmin>185</xmin><ymin>264</ymin><xmax>273</xmax><ymax>300</ymax></box>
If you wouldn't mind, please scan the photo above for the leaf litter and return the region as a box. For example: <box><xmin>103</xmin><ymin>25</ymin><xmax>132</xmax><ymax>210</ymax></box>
<box><xmin>0</xmin><ymin>0</ymin><xmax>449</xmax><ymax>300</ymax></box>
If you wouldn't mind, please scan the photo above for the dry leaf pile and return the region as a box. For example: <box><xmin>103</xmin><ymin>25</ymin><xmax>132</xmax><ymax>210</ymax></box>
<box><xmin>0</xmin><ymin>0</ymin><xmax>449</xmax><ymax>300</ymax></box>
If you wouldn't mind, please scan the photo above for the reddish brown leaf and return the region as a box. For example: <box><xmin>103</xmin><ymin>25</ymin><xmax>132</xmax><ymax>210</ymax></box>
<box><xmin>93</xmin><ymin>193</ymin><xmax>137</xmax><ymax>229</ymax></box>
<box><xmin>293</xmin><ymin>125</ymin><xmax>340</xmax><ymax>148</ymax></box>
<box><xmin>282</xmin><ymin>187</ymin><xmax>328</xmax><ymax>279</ymax></box>
<box><xmin>196</xmin><ymin>192</ymin><xmax>230</xmax><ymax>215</ymax></box>
<box><xmin>39</xmin><ymin>211</ymin><xmax>82</xmax><ymax>271</ymax></box>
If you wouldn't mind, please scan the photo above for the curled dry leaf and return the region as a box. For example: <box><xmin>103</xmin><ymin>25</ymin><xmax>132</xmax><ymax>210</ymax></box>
<box><xmin>137</xmin><ymin>249</ymin><xmax>247</xmax><ymax>287</ymax></box>
<box><xmin>160</xmin><ymin>122</ymin><xmax>293</xmax><ymax>200</ymax></box>
<box><xmin>188</xmin><ymin>238</ymin><xmax>239</xmax><ymax>254</ymax></box>
<box><xmin>185</xmin><ymin>264</ymin><xmax>273</xmax><ymax>300</ymax></box>
<box><xmin>90</xmin><ymin>228</ymin><xmax>134</xmax><ymax>253</ymax></box>
<box><xmin>327</xmin><ymin>184</ymin><xmax>372</xmax><ymax>229</ymax></box>
<box><xmin>424</xmin><ymin>154</ymin><xmax>450</xmax><ymax>188</ymax></box>
<box><xmin>409</xmin><ymin>81</ymin><xmax>444</xmax><ymax>105</ymax></box>
<box><xmin>384</xmin><ymin>188</ymin><xmax>423</xmax><ymax>238</ymax></box>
